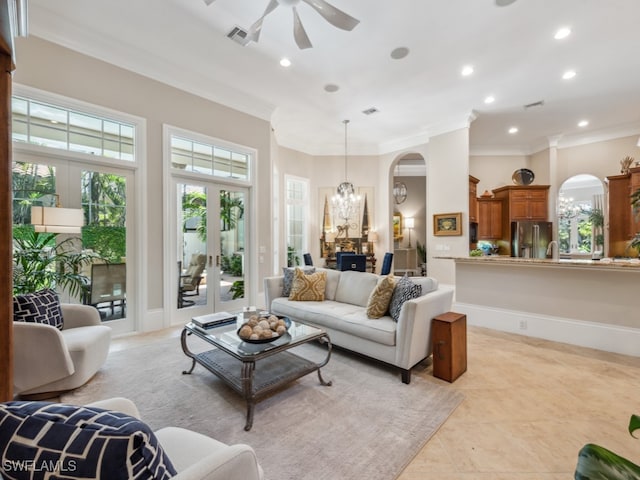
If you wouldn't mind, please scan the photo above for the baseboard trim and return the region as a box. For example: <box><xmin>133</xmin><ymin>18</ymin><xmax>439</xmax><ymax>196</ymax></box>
<box><xmin>453</xmin><ymin>302</ymin><xmax>640</xmax><ymax>357</ymax></box>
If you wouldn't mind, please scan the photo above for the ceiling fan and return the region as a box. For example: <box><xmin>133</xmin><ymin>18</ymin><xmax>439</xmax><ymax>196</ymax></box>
<box><xmin>203</xmin><ymin>0</ymin><xmax>360</xmax><ymax>50</ymax></box>
<box><xmin>495</xmin><ymin>0</ymin><xmax>518</xmax><ymax>6</ymax></box>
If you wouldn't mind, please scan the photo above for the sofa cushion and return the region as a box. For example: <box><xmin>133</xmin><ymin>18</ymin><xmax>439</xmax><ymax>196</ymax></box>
<box><xmin>410</xmin><ymin>277</ymin><xmax>439</xmax><ymax>296</ymax></box>
<box><xmin>334</xmin><ymin>271</ymin><xmax>379</xmax><ymax>307</ymax></box>
<box><xmin>289</xmin><ymin>269</ymin><xmax>327</xmax><ymax>301</ymax></box>
<box><xmin>389</xmin><ymin>275</ymin><xmax>422</xmax><ymax>322</ymax></box>
<box><xmin>282</xmin><ymin>266</ymin><xmax>315</xmax><ymax>297</ymax></box>
<box><xmin>0</xmin><ymin>401</ymin><xmax>177</xmax><ymax>480</ymax></box>
<box><xmin>366</xmin><ymin>275</ymin><xmax>397</xmax><ymax>319</ymax></box>
<box><xmin>271</xmin><ymin>298</ymin><xmax>396</xmax><ymax>346</ymax></box>
<box><xmin>318</xmin><ymin>268</ymin><xmax>342</xmax><ymax>300</ymax></box>
<box><xmin>13</xmin><ymin>289</ymin><xmax>63</xmax><ymax>330</ymax></box>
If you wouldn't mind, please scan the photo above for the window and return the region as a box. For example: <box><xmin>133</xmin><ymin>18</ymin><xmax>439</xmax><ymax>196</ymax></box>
<box><xmin>12</xmin><ymin>96</ymin><xmax>135</xmax><ymax>161</ymax></box>
<box><xmin>170</xmin><ymin>135</ymin><xmax>249</xmax><ymax>181</ymax></box>
<box><xmin>285</xmin><ymin>176</ymin><xmax>309</xmax><ymax>267</ymax></box>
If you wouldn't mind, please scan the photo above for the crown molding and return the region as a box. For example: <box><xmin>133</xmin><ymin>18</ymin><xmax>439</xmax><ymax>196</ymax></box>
<box><xmin>29</xmin><ymin>7</ymin><xmax>275</xmax><ymax>122</ymax></box>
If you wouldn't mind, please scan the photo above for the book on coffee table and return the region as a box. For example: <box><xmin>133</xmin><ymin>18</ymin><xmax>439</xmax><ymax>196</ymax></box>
<box><xmin>192</xmin><ymin>311</ymin><xmax>236</xmax><ymax>329</ymax></box>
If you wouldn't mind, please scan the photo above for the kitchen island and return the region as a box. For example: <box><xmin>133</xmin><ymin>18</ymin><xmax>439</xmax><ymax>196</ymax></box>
<box><xmin>441</xmin><ymin>256</ymin><xmax>640</xmax><ymax>357</ymax></box>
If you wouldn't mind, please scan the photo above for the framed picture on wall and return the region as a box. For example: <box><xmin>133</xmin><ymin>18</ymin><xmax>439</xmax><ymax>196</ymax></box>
<box><xmin>393</xmin><ymin>212</ymin><xmax>403</xmax><ymax>239</ymax></box>
<box><xmin>433</xmin><ymin>212</ymin><xmax>462</xmax><ymax>236</ymax></box>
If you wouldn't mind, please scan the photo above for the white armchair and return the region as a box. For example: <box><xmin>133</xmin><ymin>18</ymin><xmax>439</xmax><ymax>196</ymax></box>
<box><xmin>87</xmin><ymin>397</ymin><xmax>265</xmax><ymax>480</ymax></box>
<box><xmin>13</xmin><ymin>303</ymin><xmax>111</xmax><ymax>398</ymax></box>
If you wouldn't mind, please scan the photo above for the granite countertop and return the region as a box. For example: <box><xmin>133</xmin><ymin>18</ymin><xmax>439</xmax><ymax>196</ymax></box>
<box><xmin>437</xmin><ymin>255</ymin><xmax>640</xmax><ymax>270</ymax></box>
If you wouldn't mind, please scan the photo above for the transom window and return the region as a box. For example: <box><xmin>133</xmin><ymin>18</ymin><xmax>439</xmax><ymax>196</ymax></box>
<box><xmin>11</xmin><ymin>96</ymin><xmax>135</xmax><ymax>161</ymax></box>
<box><xmin>170</xmin><ymin>135</ymin><xmax>249</xmax><ymax>181</ymax></box>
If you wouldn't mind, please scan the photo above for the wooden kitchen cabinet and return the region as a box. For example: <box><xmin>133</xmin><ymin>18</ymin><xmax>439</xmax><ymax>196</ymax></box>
<box><xmin>469</xmin><ymin>175</ymin><xmax>479</xmax><ymax>223</ymax></box>
<box><xmin>478</xmin><ymin>197</ymin><xmax>502</xmax><ymax>239</ymax></box>
<box><xmin>606</xmin><ymin>166</ymin><xmax>640</xmax><ymax>257</ymax></box>
<box><xmin>493</xmin><ymin>185</ymin><xmax>549</xmax><ymax>221</ymax></box>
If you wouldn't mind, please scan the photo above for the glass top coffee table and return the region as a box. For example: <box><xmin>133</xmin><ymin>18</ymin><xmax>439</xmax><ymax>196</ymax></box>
<box><xmin>181</xmin><ymin>315</ymin><xmax>332</xmax><ymax>431</ymax></box>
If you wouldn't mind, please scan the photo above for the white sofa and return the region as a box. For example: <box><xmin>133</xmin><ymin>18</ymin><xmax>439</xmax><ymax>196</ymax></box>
<box><xmin>87</xmin><ymin>398</ymin><xmax>265</xmax><ymax>480</ymax></box>
<box><xmin>13</xmin><ymin>303</ymin><xmax>111</xmax><ymax>398</ymax></box>
<box><xmin>264</xmin><ymin>269</ymin><xmax>454</xmax><ymax>383</ymax></box>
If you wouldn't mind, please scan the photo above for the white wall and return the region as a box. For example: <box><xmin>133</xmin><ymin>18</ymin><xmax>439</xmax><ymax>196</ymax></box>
<box><xmin>426</xmin><ymin>128</ymin><xmax>470</xmax><ymax>285</ymax></box>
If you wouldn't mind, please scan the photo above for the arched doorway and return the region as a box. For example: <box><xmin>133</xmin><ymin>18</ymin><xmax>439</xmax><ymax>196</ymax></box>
<box><xmin>391</xmin><ymin>154</ymin><xmax>426</xmax><ymax>275</ymax></box>
<box><xmin>556</xmin><ymin>174</ymin><xmax>604</xmax><ymax>258</ymax></box>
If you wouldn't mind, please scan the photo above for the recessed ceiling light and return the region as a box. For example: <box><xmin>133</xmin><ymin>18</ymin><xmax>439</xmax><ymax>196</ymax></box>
<box><xmin>390</xmin><ymin>47</ymin><xmax>410</xmax><ymax>60</ymax></box>
<box><xmin>508</xmin><ymin>127</ymin><xmax>519</xmax><ymax>134</ymax></box>
<box><xmin>279</xmin><ymin>58</ymin><xmax>292</xmax><ymax>67</ymax></box>
<box><xmin>578</xmin><ymin>120</ymin><xmax>589</xmax><ymax>127</ymax></box>
<box><xmin>562</xmin><ymin>70</ymin><xmax>576</xmax><ymax>80</ymax></box>
<box><xmin>461</xmin><ymin>65</ymin><xmax>474</xmax><ymax>76</ymax></box>
<box><xmin>484</xmin><ymin>95</ymin><xmax>495</xmax><ymax>104</ymax></box>
<box><xmin>554</xmin><ymin>27</ymin><xmax>571</xmax><ymax>40</ymax></box>
<box><xmin>324</xmin><ymin>84</ymin><xmax>340</xmax><ymax>93</ymax></box>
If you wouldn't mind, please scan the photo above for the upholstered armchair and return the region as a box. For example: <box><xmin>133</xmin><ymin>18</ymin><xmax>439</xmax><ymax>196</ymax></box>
<box><xmin>13</xmin><ymin>303</ymin><xmax>111</xmax><ymax>398</ymax></box>
<box><xmin>88</xmin><ymin>397</ymin><xmax>264</xmax><ymax>480</ymax></box>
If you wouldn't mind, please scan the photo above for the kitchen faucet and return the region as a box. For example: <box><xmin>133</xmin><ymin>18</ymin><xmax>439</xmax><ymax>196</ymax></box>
<box><xmin>546</xmin><ymin>240</ymin><xmax>558</xmax><ymax>259</ymax></box>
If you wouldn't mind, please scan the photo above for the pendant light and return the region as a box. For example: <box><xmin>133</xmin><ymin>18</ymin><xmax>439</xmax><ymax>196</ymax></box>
<box><xmin>337</xmin><ymin>119</ymin><xmax>355</xmax><ymax>197</ymax></box>
<box><xmin>393</xmin><ymin>163</ymin><xmax>407</xmax><ymax>204</ymax></box>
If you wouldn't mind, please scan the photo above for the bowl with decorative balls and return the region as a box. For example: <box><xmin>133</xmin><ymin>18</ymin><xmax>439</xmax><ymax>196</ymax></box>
<box><xmin>237</xmin><ymin>314</ymin><xmax>291</xmax><ymax>343</ymax></box>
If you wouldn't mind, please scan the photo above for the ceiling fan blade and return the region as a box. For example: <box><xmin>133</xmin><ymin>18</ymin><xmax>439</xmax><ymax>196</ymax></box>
<box><xmin>292</xmin><ymin>7</ymin><xmax>313</xmax><ymax>49</ymax></box>
<box><xmin>203</xmin><ymin>0</ymin><xmax>216</xmax><ymax>5</ymax></box>
<box><xmin>248</xmin><ymin>0</ymin><xmax>280</xmax><ymax>43</ymax></box>
<box><xmin>495</xmin><ymin>0</ymin><xmax>518</xmax><ymax>5</ymax></box>
<box><xmin>301</xmin><ymin>0</ymin><xmax>360</xmax><ymax>31</ymax></box>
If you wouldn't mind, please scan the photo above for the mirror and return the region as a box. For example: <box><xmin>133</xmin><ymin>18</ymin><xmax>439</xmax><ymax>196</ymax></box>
<box><xmin>557</xmin><ymin>174</ymin><xmax>604</xmax><ymax>257</ymax></box>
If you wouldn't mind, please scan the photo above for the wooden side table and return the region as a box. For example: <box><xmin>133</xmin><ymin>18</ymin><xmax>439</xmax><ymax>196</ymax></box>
<box><xmin>432</xmin><ymin>312</ymin><xmax>467</xmax><ymax>382</ymax></box>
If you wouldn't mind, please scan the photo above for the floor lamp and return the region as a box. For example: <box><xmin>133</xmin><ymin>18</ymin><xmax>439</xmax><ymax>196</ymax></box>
<box><xmin>405</xmin><ymin>217</ymin><xmax>414</xmax><ymax>248</ymax></box>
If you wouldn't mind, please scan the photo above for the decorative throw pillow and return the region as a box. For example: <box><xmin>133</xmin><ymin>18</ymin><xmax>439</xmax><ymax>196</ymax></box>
<box><xmin>282</xmin><ymin>267</ymin><xmax>315</xmax><ymax>297</ymax></box>
<box><xmin>0</xmin><ymin>401</ymin><xmax>177</xmax><ymax>480</ymax></box>
<box><xmin>13</xmin><ymin>289</ymin><xmax>63</xmax><ymax>330</ymax></box>
<box><xmin>389</xmin><ymin>275</ymin><xmax>422</xmax><ymax>322</ymax></box>
<box><xmin>366</xmin><ymin>275</ymin><xmax>397</xmax><ymax>319</ymax></box>
<box><xmin>289</xmin><ymin>268</ymin><xmax>326</xmax><ymax>301</ymax></box>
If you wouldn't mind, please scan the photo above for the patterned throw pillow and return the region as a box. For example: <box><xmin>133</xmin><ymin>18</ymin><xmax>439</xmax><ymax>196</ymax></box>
<box><xmin>366</xmin><ymin>275</ymin><xmax>397</xmax><ymax>319</ymax></box>
<box><xmin>388</xmin><ymin>275</ymin><xmax>422</xmax><ymax>322</ymax></box>
<box><xmin>282</xmin><ymin>267</ymin><xmax>315</xmax><ymax>297</ymax></box>
<box><xmin>289</xmin><ymin>268</ymin><xmax>327</xmax><ymax>301</ymax></box>
<box><xmin>13</xmin><ymin>289</ymin><xmax>64</xmax><ymax>330</ymax></box>
<box><xmin>0</xmin><ymin>401</ymin><xmax>177</xmax><ymax>480</ymax></box>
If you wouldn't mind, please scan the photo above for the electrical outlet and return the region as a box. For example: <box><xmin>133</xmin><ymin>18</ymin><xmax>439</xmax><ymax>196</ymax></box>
<box><xmin>519</xmin><ymin>320</ymin><xmax>528</xmax><ymax>330</ymax></box>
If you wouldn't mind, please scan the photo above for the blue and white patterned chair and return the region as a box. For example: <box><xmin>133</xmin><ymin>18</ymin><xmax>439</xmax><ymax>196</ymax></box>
<box><xmin>0</xmin><ymin>397</ymin><xmax>264</xmax><ymax>480</ymax></box>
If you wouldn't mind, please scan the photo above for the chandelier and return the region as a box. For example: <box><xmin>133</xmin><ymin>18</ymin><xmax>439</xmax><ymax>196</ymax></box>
<box><xmin>332</xmin><ymin>120</ymin><xmax>360</xmax><ymax>235</ymax></box>
<box><xmin>393</xmin><ymin>163</ymin><xmax>407</xmax><ymax>204</ymax></box>
<box><xmin>557</xmin><ymin>194</ymin><xmax>589</xmax><ymax>219</ymax></box>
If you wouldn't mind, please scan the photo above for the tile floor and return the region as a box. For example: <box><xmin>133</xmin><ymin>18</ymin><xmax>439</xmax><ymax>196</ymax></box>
<box><xmin>398</xmin><ymin>326</ymin><xmax>640</xmax><ymax>479</ymax></box>
<box><xmin>109</xmin><ymin>324</ymin><xmax>640</xmax><ymax>479</ymax></box>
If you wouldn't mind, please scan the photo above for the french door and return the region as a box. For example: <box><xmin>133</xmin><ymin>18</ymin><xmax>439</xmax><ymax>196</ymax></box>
<box><xmin>12</xmin><ymin>152</ymin><xmax>137</xmax><ymax>335</ymax></box>
<box><xmin>171</xmin><ymin>178</ymin><xmax>249</xmax><ymax>324</ymax></box>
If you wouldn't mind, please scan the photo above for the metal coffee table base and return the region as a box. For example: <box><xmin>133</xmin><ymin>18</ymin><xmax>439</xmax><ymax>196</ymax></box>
<box><xmin>181</xmin><ymin>330</ymin><xmax>332</xmax><ymax>431</ymax></box>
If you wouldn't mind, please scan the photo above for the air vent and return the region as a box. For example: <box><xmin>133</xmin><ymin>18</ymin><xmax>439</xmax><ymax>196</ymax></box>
<box><xmin>362</xmin><ymin>107</ymin><xmax>379</xmax><ymax>116</ymax></box>
<box><xmin>524</xmin><ymin>100</ymin><xmax>545</xmax><ymax>109</ymax></box>
<box><xmin>227</xmin><ymin>26</ymin><xmax>251</xmax><ymax>46</ymax></box>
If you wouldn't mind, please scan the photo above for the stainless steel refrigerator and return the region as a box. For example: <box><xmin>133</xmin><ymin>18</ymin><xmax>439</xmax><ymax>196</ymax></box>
<box><xmin>510</xmin><ymin>221</ymin><xmax>552</xmax><ymax>258</ymax></box>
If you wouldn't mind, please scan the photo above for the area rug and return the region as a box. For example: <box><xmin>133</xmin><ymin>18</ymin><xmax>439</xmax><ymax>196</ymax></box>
<box><xmin>61</xmin><ymin>332</ymin><xmax>464</xmax><ymax>480</ymax></box>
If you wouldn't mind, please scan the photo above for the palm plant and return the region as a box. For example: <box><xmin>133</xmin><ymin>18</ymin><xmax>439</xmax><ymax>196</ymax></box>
<box><xmin>575</xmin><ymin>415</ymin><xmax>640</xmax><ymax>479</ymax></box>
<box><xmin>12</xmin><ymin>229</ymin><xmax>101</xmax><ymax>299</ymax></box>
